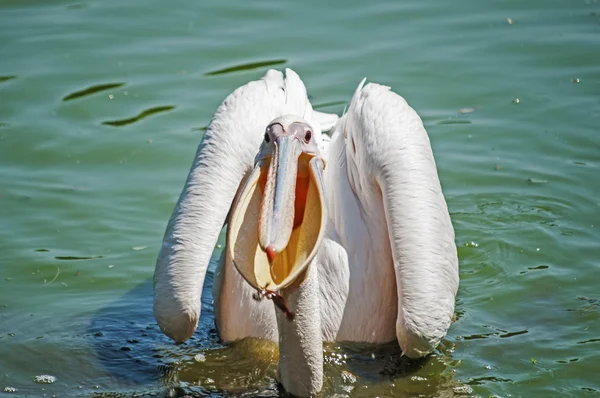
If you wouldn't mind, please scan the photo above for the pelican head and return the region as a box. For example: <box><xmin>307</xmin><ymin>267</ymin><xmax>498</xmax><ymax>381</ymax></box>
<box><xmin>227</xmin><ymin>115</ymin><xmax>327</xmax><ymax>298</ymax></box>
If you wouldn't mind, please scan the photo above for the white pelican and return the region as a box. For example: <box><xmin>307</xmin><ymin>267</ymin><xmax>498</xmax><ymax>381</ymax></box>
<box><xmin>153</xmin><ymin>69</ymin><xmax>458</xmax><ymax>396</ymax></box>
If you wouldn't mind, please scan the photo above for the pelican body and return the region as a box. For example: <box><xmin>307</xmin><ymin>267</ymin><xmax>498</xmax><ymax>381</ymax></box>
<box><xmin>153</xmin><ymin>69</ymin><xmax>459</xmax><ymax>396</ymax></box>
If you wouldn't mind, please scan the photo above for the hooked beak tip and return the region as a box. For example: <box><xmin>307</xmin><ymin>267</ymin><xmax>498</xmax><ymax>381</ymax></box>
<box><xmin>266</xmin><ymin>245</ymin><xmax>277</xmax><ymax>263</ymax></box>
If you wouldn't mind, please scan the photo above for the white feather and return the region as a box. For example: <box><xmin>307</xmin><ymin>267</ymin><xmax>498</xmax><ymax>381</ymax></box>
<box><xmin>153</xmin><ymin>69</ymin><xmax>458</xmax><ymax>395</ymax></box>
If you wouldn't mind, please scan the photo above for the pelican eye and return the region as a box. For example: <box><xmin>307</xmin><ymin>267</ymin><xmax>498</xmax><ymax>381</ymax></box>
<box><xmin>304</xmin><ymin>130</ymin><xmax>312</xmax><ymax>142</ymax></box>
<box><xmin>264</xmin><ymin>132</ymin><xmax>270</xmax><ymax>143</ymax></box>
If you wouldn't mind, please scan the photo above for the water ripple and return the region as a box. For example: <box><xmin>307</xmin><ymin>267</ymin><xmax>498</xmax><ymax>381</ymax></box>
<box><xmin>0</xmin><ymin>75</ymin><xmax>17</xmax><ymax>83</ymax></box>
<box><xmin>205</xmin><ymin>59</ymin><xmax>286</xmax><ymax>76</ymax></box>
<box><xmin>102</xmin><ymin>106</ymin><xmax>175</xmax><ymax>127</ymax></box>
<box><xmin>499</xmin><ymin>329</ymin><xmax>528</xmax><ymax>338</ymax></box>
<box><xmin>520</xmin><ymin>265</ymin><xmax>550</xmax><ymax>275</ymax></box>
<box><xmin>461</xmin><ymin>332</ymin><xmax>498</xmax><ymax>341</ymax></box>
<box><xmin>467</xmin><ymin>376</ymin><xmax>513</xmax><ymax>386</ymax></box>
<box><xmin>436</xmin><ymin>119</ymin><xmax>472</xmax><ymax>125</ymax></box>
<box><xmin>313</xmin><ymin>100</ymin><xmax>347</xmax><ymax>109</ymax></box>
<box><xmin>576</xmin><ymin>338</ymin><xmax>600</xmax><ymax>345</ymax></box>
<box><xmin>55</xmin><ymin>255</ymin><xmax>102</xmax><ymax>260</ymax></box>
<box><xmin>63</xmin><ymin>82</ymin><xmax>125</xmax><ymax>102</ymax></box>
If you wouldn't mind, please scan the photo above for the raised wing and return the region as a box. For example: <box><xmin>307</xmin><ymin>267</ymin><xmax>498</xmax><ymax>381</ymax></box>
<box><xmin>341</xmin><ymin>80</ymin><xmax>459</xmax><ymax>357</ymax></box>
<box><xmin>153</xmin><ymin>69</ymin><xmax>334</xmax><ymax>342</ymax></box>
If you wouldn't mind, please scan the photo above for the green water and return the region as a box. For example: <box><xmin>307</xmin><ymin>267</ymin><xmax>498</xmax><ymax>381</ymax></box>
<box><xmin>1</xmin><ymin>0</ymin><xmax>599</xmax><ymax>396</ymax></box>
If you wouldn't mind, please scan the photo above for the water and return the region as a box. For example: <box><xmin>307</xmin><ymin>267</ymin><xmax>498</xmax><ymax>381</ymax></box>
<box><xmin>1</xmin><ymin>0</ymin><xmax>599</xmax><ymax>396</ymax></box>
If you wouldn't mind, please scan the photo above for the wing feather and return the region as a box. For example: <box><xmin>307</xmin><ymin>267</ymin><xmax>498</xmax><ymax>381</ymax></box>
<box><xmin>343</xmin><ymin>81</ymin><xmax>459</xmax><ymax>357</ymax></box>
<box><xmin>153</xmin><ymin>69</ymin><xmax>331</xmax><ymax>342</ymax></box>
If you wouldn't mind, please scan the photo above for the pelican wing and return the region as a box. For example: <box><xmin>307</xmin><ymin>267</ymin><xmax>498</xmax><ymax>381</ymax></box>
<box><xmin>153</xmin><ymin>69</ymin><xmax>333</xmax><ymax>342</ymax></box>
<box><xmin>342</xmin><ymin>80</ymin><xmax>459</xmax><ymax>357</ymax></box>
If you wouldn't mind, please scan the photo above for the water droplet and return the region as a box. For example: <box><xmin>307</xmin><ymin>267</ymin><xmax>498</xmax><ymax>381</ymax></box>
<box><xmin>527</xmin><ymin>178</ymin><xmax>547</xmax><ymax>184</ymax></box>
<box><xmin>341</xmin><ymin>370</ymin><xmax>356</xmax><ymax>384</ymax></box>
<box><xmin>34</xmin><ymin>375</ymin><xmax>56</xmax><ymax>384</ymax></box>
<box><xmin>458</xmin><ymin>107</ymin><xmax>476</xmax><ymax>114</ymax></box>
<box><xmin>453</xmin><ymin>385</ymin><xmax>473</xmax><ymax>394</ymax></box>
<box><xmin>194</xmin><ymin>353</ymin><xmax>206</xmax><ymax>362</ymax></box>
<box><xmin>507</xmin><ymin>17</ymin><xmax>513</xmax><ymax>24</ymax></box>
<box><xmin>512</xmin><ymin>98</ymin><xmax>520</xmax><ymax>104</ymax></box>
<box><xmin>3</xmin><ymin>387</ymin><xmax>17</xmax><ymax>393</ymax></box>
<box><xmin>572</xmin><ymin>78</ymin><xmax>580</xmax><ymax>83</ymax></box>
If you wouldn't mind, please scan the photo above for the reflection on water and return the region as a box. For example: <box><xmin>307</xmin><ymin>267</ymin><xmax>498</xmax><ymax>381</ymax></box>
<box><xmin>102</xmin><ymin>106</ymin><xmax>176</xmax><ymax>127</ymax></box>
<box><xmin>0</xmin><ymin>75</ymin><xmax>16</xmax><ymax>83</ymax></box>
<box><xmin>63</xmin><ymin>83</ymin><xmax>126</xmax><ymax>102</ymax></box>
<box><xmin>205</xmin><ymin>59</ymin><xmax>288</xmax><ymax>76</ymax></box>
<box><xmin>87</xmin><ymin>275</ymin><xmax>466</xmax><ymax>397</ymax></box>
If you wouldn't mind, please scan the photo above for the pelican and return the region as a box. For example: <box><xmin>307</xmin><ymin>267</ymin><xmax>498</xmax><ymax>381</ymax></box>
<box><xmin>153</xmin><ymin>69</ymin><xmax>458</xmax><ymax>396</ymax></box>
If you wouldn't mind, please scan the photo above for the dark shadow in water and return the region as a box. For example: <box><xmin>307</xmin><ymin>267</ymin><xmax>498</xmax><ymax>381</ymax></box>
<box><xmin>89</xmin><ymin>262</ymin><xmax>457</xmax><ymax>397</ymax></box>
<box><xmin>436</xmin><ymin>119</ymin><xmax>472</xmax><ymax>125</ymax></box>
<box><xmin>55</xmin><ymin>255</ymin><xmax>103</xmax><ymax>260</ymax></box>
<box><xmin>577</xmin><ymin>338</ymin><xmax>600</xmax><ymax>345</ymax></box>
<box><xmin>89</xmin><ymin>262</ymin><xmax>223</xmax><ymax>395</ymax></box>
<box><xmin>457</xmin><ymin>325</ymin><xmax>529</xmax><ymax>342</ymax></box>
<box><xmin>63</xmin><ymin>82</ymin><xmax>125</xmax><ymax>101</ymax></box>
<box><xmin>205</xmin><ymin>59</ymin><xmax>287</xmax><ymax>76</ymax></box>
<box><xmin>67</xmin><ymin>3</ymin><xmax>87</xmax><ymax>10</ymax></box>
<box><xmin>102</xmin><ymin>106</ymin><xmax>175</xmax><ymax>127</ymax></box>
<box><xmin>499</xmin><ymin>329</ymin><xmax>528</xmax><ymax>338</ymax></box>
<box><xmin>461</xmin><ymin>332</ymin><xmax>498</xmax><ymax>341</ymax></box>
<box><xmin>89</xmin><ymin>279</ymin><xmax>170</xmax><ymax>387</ymax></box>
<box><xmin>0</xmin><ymin>75</ymin><xmax>17</xmax><ymax>83</ymax></box>
<box><xmin>467</xmin><ymin>376</ymin><xmax>513</xmax><ymax>386</ymax></box>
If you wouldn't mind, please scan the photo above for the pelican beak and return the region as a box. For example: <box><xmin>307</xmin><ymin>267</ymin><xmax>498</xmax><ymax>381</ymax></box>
<box><xmin>227</xmin><ymin>137</ymin><xmax>326</xmax><ymax>293</ymax></box>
